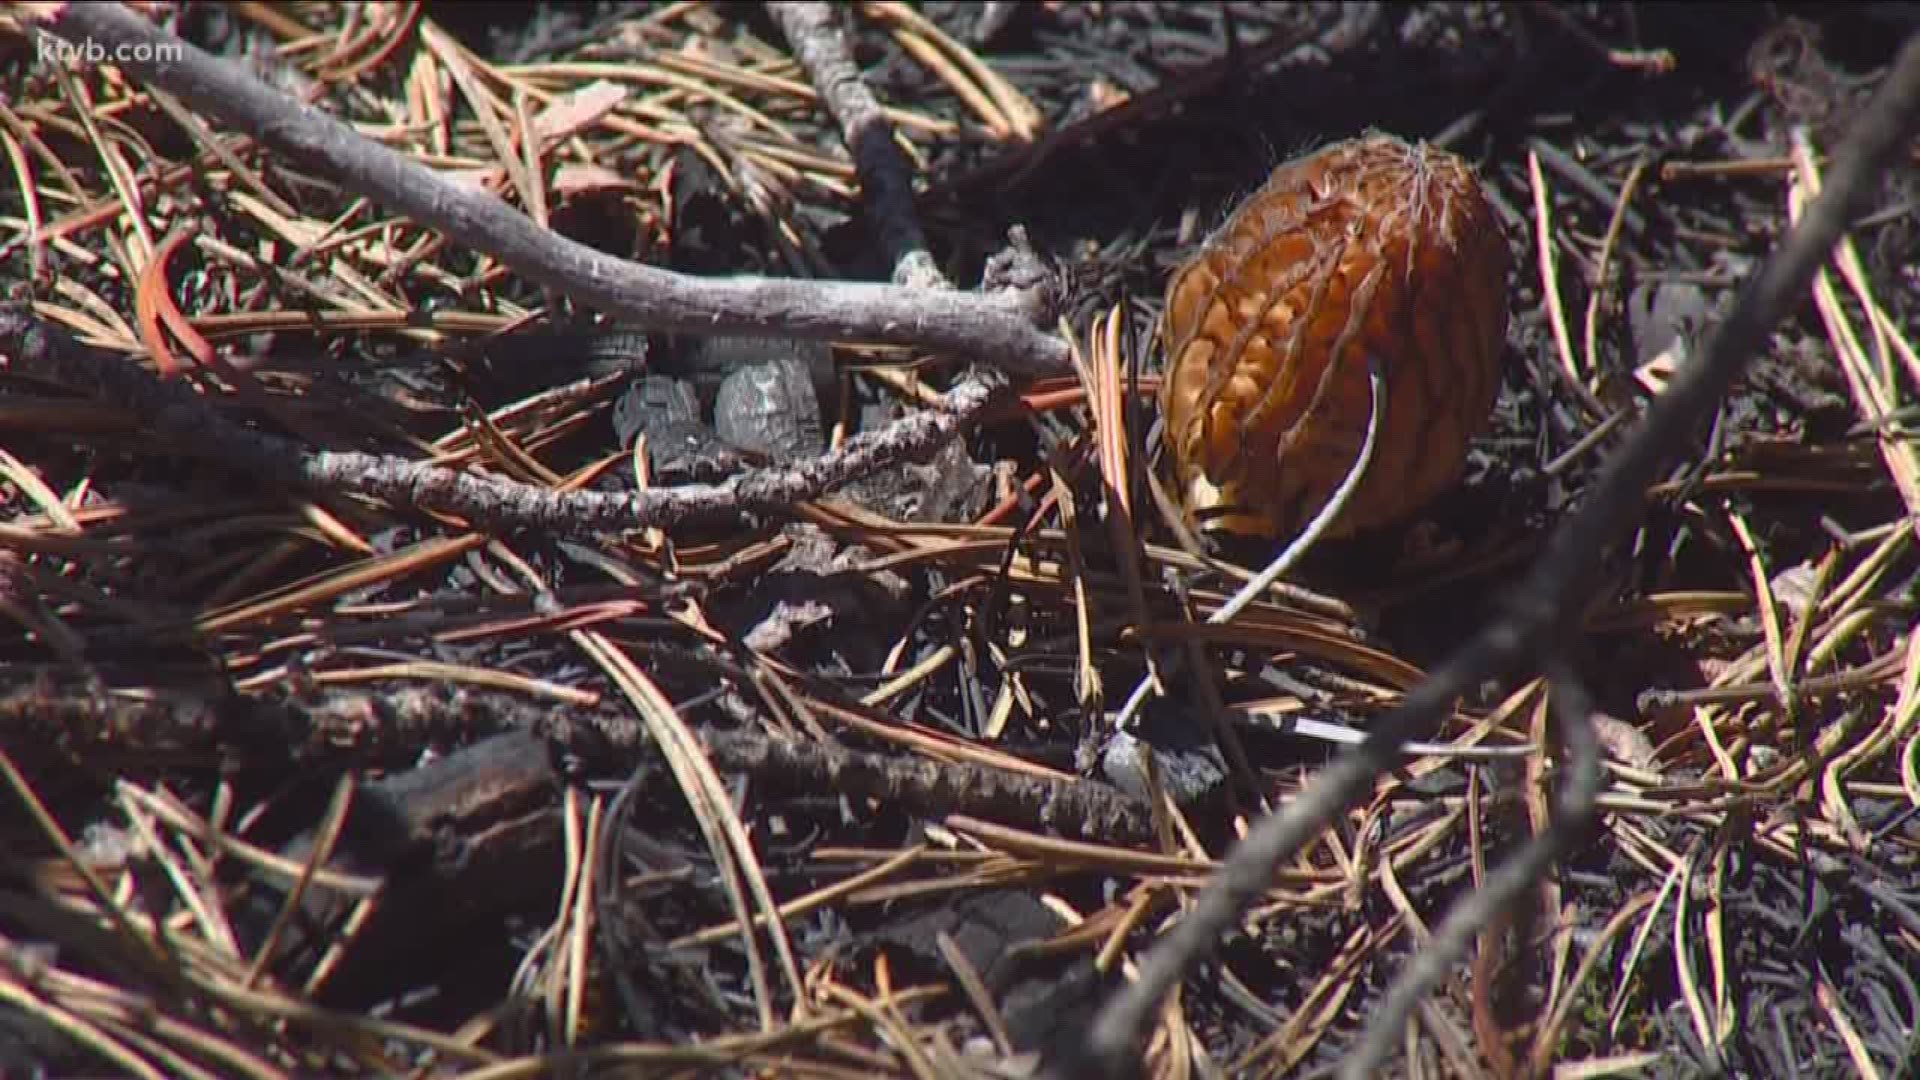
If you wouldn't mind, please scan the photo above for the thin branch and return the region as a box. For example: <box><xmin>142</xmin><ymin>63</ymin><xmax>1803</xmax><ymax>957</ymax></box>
<box><xmin>0</xmin><ymin>305</ymin><xmax>999</xmax><ymax>537</ymax></box>
<box><xmin>1336</xmin><ymin>662</ymin><xmax>1603</xmax><ymax>1080</ymax></box>
<box><xmin>26</xmin><ymin>2</ymin><xmax>1067</xmax><ymax>377</ymax></box>
<box><xmin>696</xmin><ymin>726</ymin><xmax>1151</xmax><ymax>842</ymax></box>
<box><xmin>0</xmin><ymin>676</ymin><xmax>1153</xmax><ymax>842</ymax></box>
<box><xmin>769</xmin><ymin>2</ymin><xmax>945</xmax><ymax>291</ymax></box>
<box><xmin>1058</xmin><ymin>30</ymin><xmax>1920</xmax><ymax>1079</ymax></box>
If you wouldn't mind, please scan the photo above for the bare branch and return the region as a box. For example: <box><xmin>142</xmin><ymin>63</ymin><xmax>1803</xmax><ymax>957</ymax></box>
<box><xmin>0</xmin><ymin>675</ymin><xmax>1153</xmax><ymax>842</ymax></box>
<box><xmin>0</xmin><ymin>306</ymin><xmax>999</xmax><ymax>537</ymax></box>
<box><xmin>1058</xmin><ymin>30</ymin><xmax>1920</xmax><ymax>1079</ymax></box>
<box><xmin>26</xmin><ymin>2</ymin><xmax>1067</xmax><ymax>377</ymax></box>
<box><xmin>769</xmin><ymin>2</ymin><xmax>946</xmax><ymax>291</ymax></box>
<box><xmin>697</xmin><ymin>725</ymin><xmax>1152</xmax><ymax>843</ymax></box>
<box><xmin>1336</xmin><ymin>662</ymin><xmax>1603</xmax><ymax>1079</ymax></box>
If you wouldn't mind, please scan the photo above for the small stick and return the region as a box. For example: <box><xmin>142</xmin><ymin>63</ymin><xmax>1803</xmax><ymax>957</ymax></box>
<box><xmin>769</xmin><ymin>2</ymin><xmax>945</xmax><ymax>291</ymax></box>
<box><xmin>1336</xmin><ymin>662</ymin><xmax>1603</xmax><ymax>1079</ymax></box>
<box><xmin>26</xmin><ymin>2</ymin><xmax>1066</xmax><ymax>377</ymax></box>
<box><xmin>0</xmin><ymin>306</ymin><xmax>997</xmax><ymax>537</ymax></box>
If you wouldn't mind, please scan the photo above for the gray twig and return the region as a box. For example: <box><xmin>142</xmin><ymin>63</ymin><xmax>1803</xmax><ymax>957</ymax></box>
<box><xmin>0</xmin><ymin>306</ymin><xmax>998</xmax><ymax>537</ymax></box>
<box><xmin>769</xmin><ymin>2</ymin><xmax>946</xmax><ymax>291</ymax></box>
<box><xmin>1336</xmin><ymin>662</ymin><xmax>1603</xmax><ymax>1079</ymax></box>
<box><xmin>766</xmin><ymin>0</ymin><xmax>1058</xmax><ymax>524</ymax></box>
<box><xmin>0</xmin><ymin>675</ymin><xmax>1152</xmax><ymax>842</ymax></box>
<box><xmin>1058</xmin><ymin>30</ymin><xmax>1920</xmax><ymax>1079</ymax></box>
<box><xmin>748</xmin><ymin>10</ymin><xmax>1143</xmax><ymax>841</ymax></box>
<box><xmin>27</xmin><ymin>3</ymin><xmax>1065</xmax><ymax>377</ymax></box>
<box><xmin>696</xmin><ymin>725</ymin><xmax>1151</xmax><ymax>842</ymax></box>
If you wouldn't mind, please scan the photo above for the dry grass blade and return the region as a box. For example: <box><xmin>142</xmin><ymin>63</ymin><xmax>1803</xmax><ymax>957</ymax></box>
<box><xmin>1083</xmin><ymin>306</ymin><xmax>1156</xmax><ymax>657</ymax></box>
<box><xmin>419</xmin><ymin>23</ymin><xmax>540</xmax><ymax>221</ymax></box>
<box><xmin>1788</xmin><ymin>130</ymin><xmax>1920</xmax><ymax>518</ymax></box>
<box><xmin>1529</xmin><ymin>149</ymin><xmax>1587</xmax><ymax>410</ymax></box>
<box><xmin>860</xmin><ymin>1</ymin><xmax>1042</xmax><ymax>142</ymax></box>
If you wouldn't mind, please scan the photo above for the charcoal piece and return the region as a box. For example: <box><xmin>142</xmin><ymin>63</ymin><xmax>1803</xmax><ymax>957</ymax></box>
<box><xmin>615</xmin><ymin>375</ymin><xmax>749</xmax><ymax>483</ymax></box>
<box><xmin>724</xmin><ymin>525</ymin><xmax>911</xmax><ymax>660</ymax></box>
<box><xmin>844</xmin><ymin>435</ymin><xmax>990</xmax><ymax>523</ymax></box>
<box><xmin>644</xmin><ymin>419</ymin><xmax>755</xmax><ymax>484</ymax></box>
<box><xmin>613</xmin><ymin>375</ymin><xmax>700</xmax><ymax>449</ymax></box>
<box><xmin>574</xmin><ymin>328</ymin><xmax>653</xmax><ymax>380</ymax></box>
<box><xmin>668</xmin><ymin>335</ymin><xmax>835</xmax><ymax>402</ymax></box>
<box><xmin>713</xmin><ymin>355</ymin><xmax>826</xmax><ymax>460</ymax></box>
<box><xmin>1100</xmin><ymin>724</ymin><xmax>1227</xmax><ymax>805</ymax></box>
<box><xmin>870</xmin><ymin>891</ymin><xmax>1114</xmax><ymax>1055</ymax></box>
<box><xmin>453</xmin><ymin>325</ymin><xmax>652</xmax><ymax>408</ymax></box>
<box><xmin>741</xmin><ymin>597</ymin><xmax>835</xmax><ymax>654</ymax></box>
<box><xmin>913</xmin><ymin>438</ymin><xmax>991</xmax><ymax>520</ymax></box>
<box><xmin>837</xmin><ymin>394</ymin><xmax>992</xmax><ymax>523</ymax></box>
<box><xmin>232</xmin><ymin>730</ymin><xmax>563</xmax><ymax>1003</ymax></box>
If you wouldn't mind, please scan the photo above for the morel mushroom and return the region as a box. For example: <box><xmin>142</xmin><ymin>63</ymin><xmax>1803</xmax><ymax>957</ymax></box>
<box><xmin>1159</xmin><ymin>133</ymin><xmax>1510</xmax><ymax>541</ymax></box>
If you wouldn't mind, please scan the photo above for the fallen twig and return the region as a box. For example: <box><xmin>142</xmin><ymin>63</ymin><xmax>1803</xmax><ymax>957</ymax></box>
<box><xmin>1338</xmin><ymin>662</ymin><xmax>1603</xmax><ymax>1079</ymax></box>
<box><xmin>770</xmin><ymin>2</ymin><xmax>944</xmax><ymax>292</ymax></box>
<box><xmin>0</xmin><ymin>305</ymin><xmax>999</xmax><ymax>537</ymax></box>
<box><xmin>1058</xmin><ymin>30</ymin><xmax>1920</xmax><ymax>1078</ymax></box>
<box><xmin>26</xmin><ymin>2</ymin><xmax>1067</xmax><ymax>377</ymax></box>
<box><xmin>0</xmin><ymin>676</ymin><xmax>1152</xmax><ymax>842</ymax></box>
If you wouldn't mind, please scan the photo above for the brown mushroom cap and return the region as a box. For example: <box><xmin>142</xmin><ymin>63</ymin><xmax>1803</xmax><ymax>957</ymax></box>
<box><xmin>1159</xmin><ymin>134</ymin><xmax>1511</xmax><ymax>541</ymax></box>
